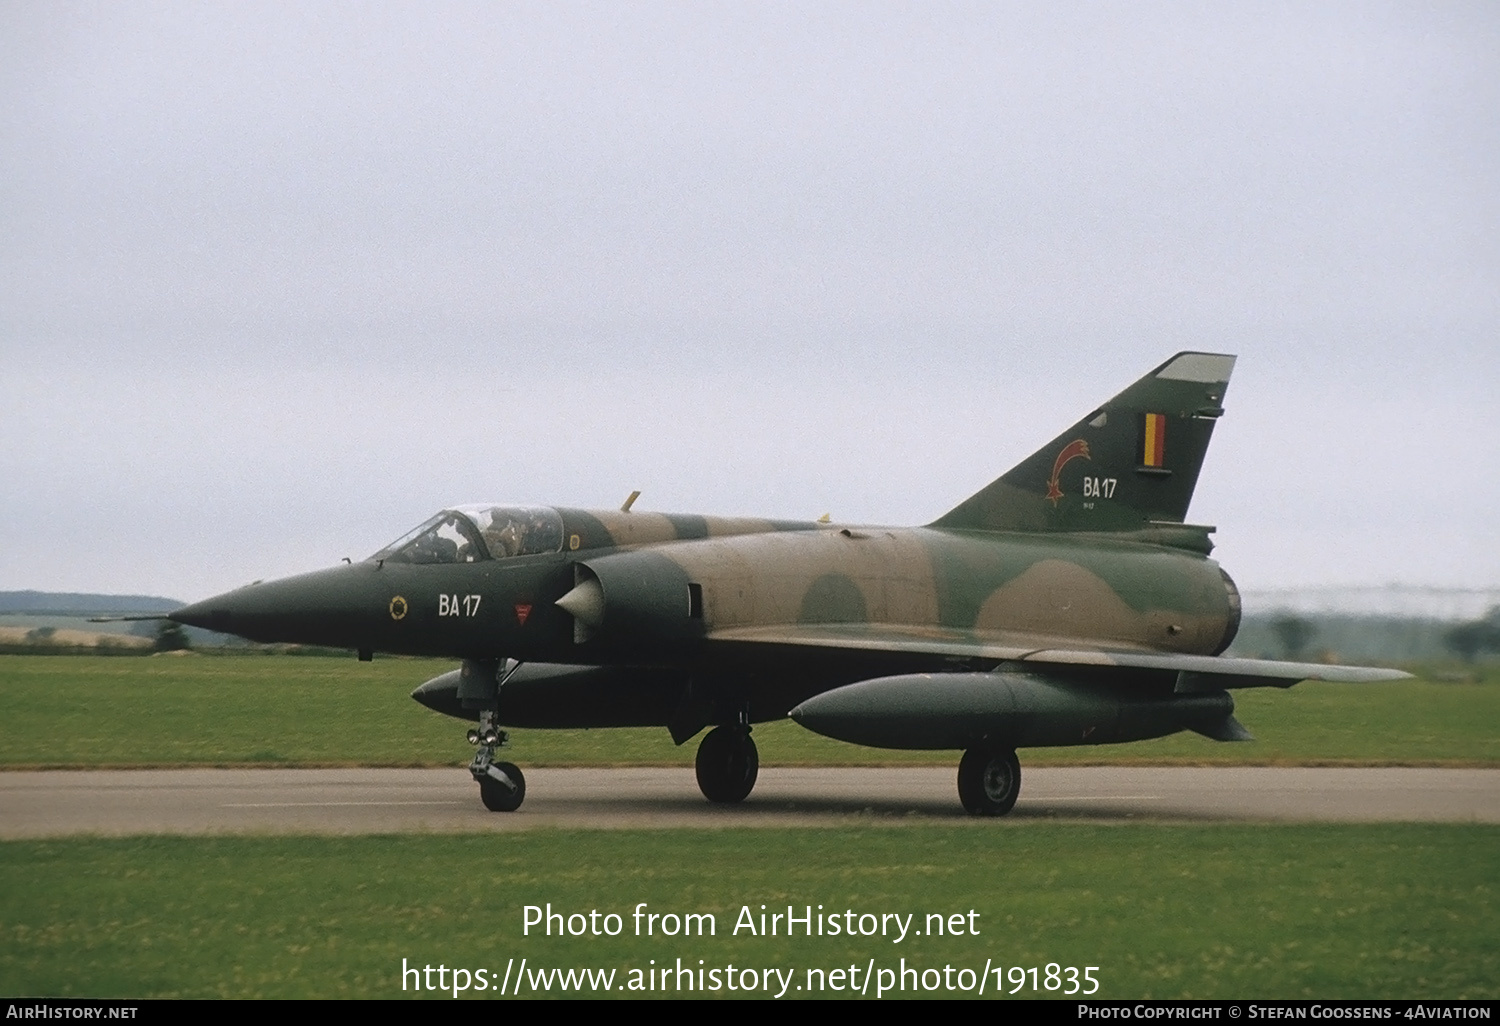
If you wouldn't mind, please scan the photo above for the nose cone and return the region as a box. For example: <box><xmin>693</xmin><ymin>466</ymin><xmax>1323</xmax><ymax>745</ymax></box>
<box><xmin>169</xmin><ymin>563</ymin><xmax>380</xmax><ymax>647</ymax></box>
<box><xmin>169</xmin><ymin>597</ymin><xmax>233</xmax><ymax>633</ymax></box>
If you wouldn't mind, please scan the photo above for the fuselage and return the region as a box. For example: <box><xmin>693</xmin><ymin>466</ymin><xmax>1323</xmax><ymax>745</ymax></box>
<box><xmin>171</xmin><ymin>505</ymin><xmax>1240</xmax><ymax>681</ymax></box>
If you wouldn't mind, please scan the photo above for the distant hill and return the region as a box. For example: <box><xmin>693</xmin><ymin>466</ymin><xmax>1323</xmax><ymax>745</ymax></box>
<box><xmin>0</xmin><ymin>591</ymin><xmax>184</xmax><ymax>614</ymax></box>
<box><xmin>0</xmin><ymin>591</ymin><xmax>240</xmax><ymax>649</ymax></box>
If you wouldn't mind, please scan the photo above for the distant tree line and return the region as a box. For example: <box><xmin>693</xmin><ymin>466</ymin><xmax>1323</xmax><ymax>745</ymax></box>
<box><xmin>154</xmin><ymin>621</ymin><xmax>191</xmax><ymax>652</ymax></box>
<box><xmin>1269</xmin><ymin>615</ymin><xmax>1318</xmax><ymax>659</ymax></box>
<box><xmin>1444</xmin><ymin>606</ymin><xmax>1500</xmax><ymax>663</ymax></box>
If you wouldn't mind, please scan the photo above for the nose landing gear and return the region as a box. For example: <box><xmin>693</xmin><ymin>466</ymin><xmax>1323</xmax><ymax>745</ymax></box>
<box><xmin>463</xmin><ymin>659</ymin><xmax>527</xmax><ymax>813</ymax></box>
<box><xmin>469</xmin><ymin>709</ymin><xmax>526</xmax><ymax>812</ymax></box>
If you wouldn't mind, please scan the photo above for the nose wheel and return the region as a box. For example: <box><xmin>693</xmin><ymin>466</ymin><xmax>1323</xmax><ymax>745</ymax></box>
<box><xmin>695</xmin><ymin>725</ymin><xmax>758</xmax><ymax>804</ymax></box>
<box><xmin>477</xmin><ymin>759</ymin><xmax>526</xmax><ymax>812</ymax></box>
<box><xmin>469</xmin><ymin>709</ymin><xmax>526</xmax><ymax>812</ymax></box>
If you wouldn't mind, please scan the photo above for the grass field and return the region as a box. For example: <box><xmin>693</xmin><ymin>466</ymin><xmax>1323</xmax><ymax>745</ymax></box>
<box><xmin>1</xmin><ymin>654</ymin><xmax>1495</xmax><ymax>768</ymax></box>
<box><xmin>4</xmin><ymin>656</ymin><xmax>1495</xmax><ymax>1001</ymax></box>
<box><xmin>1</xmin><ymin>825</ymin><xmax>1494</xmax><ymax>999</ymax></box>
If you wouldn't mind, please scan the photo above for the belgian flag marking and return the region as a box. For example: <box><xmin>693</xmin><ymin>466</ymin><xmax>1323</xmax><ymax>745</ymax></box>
<box><xmin>1142</xmin><ymin>413</ymin><xmax>1166</xmax><ymax>468</ymax></box>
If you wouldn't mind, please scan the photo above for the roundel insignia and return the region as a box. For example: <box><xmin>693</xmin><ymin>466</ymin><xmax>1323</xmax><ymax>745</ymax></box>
<box><xmin>389</xmin><ymin>595</ymin><xmax>409</xmax><ymax>621</ymax></box>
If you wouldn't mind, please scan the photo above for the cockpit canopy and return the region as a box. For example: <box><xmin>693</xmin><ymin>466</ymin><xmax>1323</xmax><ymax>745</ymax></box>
<box><xmin>371</xmin><ymin>506</ymin><xmax>564</xmax><ymax>565</ymax></box>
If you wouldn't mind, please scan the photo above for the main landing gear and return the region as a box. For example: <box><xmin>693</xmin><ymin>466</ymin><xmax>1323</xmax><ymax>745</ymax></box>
<box><xmin>469</xmin><ymin>709</ymin><xmax>526</xmax><ymax>812</ymax></box>
<box><xmin>695</xmin><ymin>724</ymin><xmax>758</xmax><ymax>804</ymax></box>
<box><xmin>957</xmin><ymin>744</ymin><xmax>1021</xmax><ymax>816</ymax></box>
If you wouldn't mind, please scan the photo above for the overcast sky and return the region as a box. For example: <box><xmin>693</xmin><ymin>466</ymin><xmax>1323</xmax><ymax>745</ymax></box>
<box><xmin>2</xmin><ymin>2</ymin><xmax>1496</xmax><ymax>603</ymax></box>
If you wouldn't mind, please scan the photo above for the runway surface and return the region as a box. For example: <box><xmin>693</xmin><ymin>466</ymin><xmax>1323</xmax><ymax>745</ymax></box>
<box><xmin>3</xmin><ymin>766</ymin><xmax>1498</xmax><ymax>836</ymax></box>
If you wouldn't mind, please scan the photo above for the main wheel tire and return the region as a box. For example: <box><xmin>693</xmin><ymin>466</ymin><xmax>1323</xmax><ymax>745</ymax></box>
<box><xmin>695</xmin><ymin>726</ymin><xmax>759</xmax><ymax>804</ymax></box>
<box><xmin>479</xmin><ymin>762</ymin><xmax>526</xmax><ymax>812</ymax></box>
<box><xmin>957</xmin><ymin>746</ymin><xmax>1021</xmax><ymax>816</ymax></box>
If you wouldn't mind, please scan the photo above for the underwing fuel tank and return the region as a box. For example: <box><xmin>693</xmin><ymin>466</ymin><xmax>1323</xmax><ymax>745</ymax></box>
<box><xmin>788</xmin><ymin>671</ymin><xmax>1248</xmax><ymax>750</ymax></box>
<box><xmin>411</xmin><ymin>662</ymin><xmax>690</xmax><ymax>728</ymax></box>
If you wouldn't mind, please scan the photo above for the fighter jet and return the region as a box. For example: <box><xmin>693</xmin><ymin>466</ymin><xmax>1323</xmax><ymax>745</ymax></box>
<box><xmin>170</xmin><ymin>352</ymin><xmax>1407</xmax><ymax>815</ymax></box>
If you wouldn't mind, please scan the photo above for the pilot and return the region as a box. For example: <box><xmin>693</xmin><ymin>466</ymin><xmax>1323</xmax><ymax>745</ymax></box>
<box><xmin>532</xmin><ymin>511</ymin><xmax>561</xmax><ymax>554</ymax></box>
<box><xmin>424</xmin><ymin>534</ymin><xmax>461</xmax><ymax>564</ymax></box>
<box><xmin>488</xmin><ymin>514</ymin><xmax>523</xmax><ymax>558</ymax></box>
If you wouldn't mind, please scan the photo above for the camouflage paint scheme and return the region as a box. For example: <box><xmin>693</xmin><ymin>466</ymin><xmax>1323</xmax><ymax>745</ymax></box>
<box><xmin>171</xmin><ymin>353</ymin><xmax>1407</xmax><ymax>814</ymax></box>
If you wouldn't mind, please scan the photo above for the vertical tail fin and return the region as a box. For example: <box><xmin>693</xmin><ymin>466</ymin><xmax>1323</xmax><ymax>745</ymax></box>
<box><xmin>932</xmin><ymin>352</ymin><xmax>1236</xmax><ymax>534</ymax></box>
